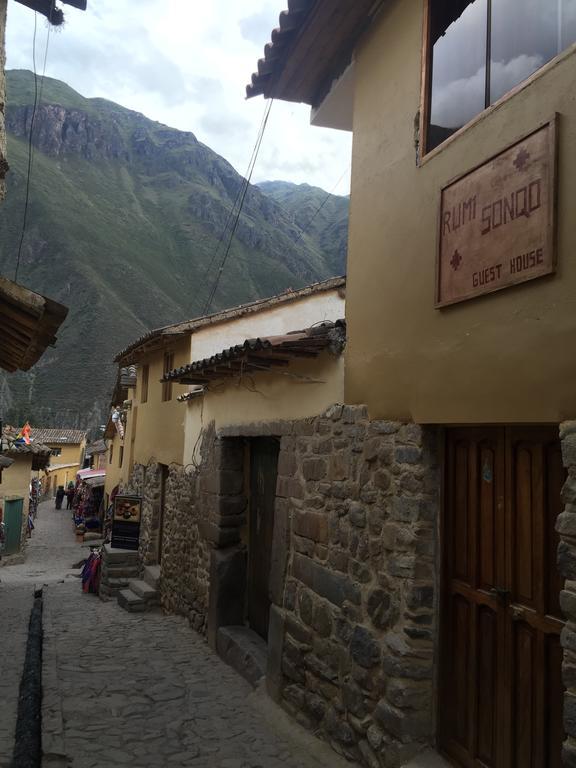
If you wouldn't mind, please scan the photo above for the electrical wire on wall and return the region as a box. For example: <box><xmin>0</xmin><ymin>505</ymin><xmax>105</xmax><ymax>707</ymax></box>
<box><xmin>201</xmin><ymin>98</ymin><xmax>274</xmax><ymax>315</ymax></box>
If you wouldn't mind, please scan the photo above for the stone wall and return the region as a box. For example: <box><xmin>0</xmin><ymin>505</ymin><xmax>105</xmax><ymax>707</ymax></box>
<box><xmin>559</xmin><ymin>421</ymin><xmax>576</xmax><ymax>766</ymax></box>
<box><xmin>269</xmin><ymin>405</ymin><xmax>440</xmax><ymax>768</ymax></box>
<box><xmin>122</xmin><ymin>462</ymin><xmax>162</xmax><ymax>567</ymax></box>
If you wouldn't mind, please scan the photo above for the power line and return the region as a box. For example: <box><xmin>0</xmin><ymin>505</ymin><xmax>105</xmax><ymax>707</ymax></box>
<box><xmin>290</xmin><ymin>165</ymin><xmax>350</xmax><ymax>251</ymax></box>
<box><xmin>14</xmin><ymin>13</ymin><xmax>40</xmax><ymax>282</ymax></box>
<box><xmin>201</xmin><ymin>99</ymin><xmax>273</xmax><ymax>315</ymax></box>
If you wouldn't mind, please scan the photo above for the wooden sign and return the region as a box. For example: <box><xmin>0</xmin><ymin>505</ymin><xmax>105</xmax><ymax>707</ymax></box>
<box><xmin>436</xmin><ymin>119</ymin><xmax>557</xmax><ymax>307</ymax></box>
<box><xmin>111</xmin><ymin>495</ymin><xmax>141</xmax><ymax>551</ymax></box>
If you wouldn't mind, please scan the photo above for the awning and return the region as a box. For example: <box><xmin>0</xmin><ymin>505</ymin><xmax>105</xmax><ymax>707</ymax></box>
<box><xmin>0</xmin><ymin>275</ymin><xmax>68</xmax><ymax>373</ymax></box>
<box><xmin>85</xmin><ymin>475</ymin><xmax>105</xmax><ymax>488</ymax></box>
<box><xmin>77</xmin><ymin>468</ymin><xmax>106</xmax><ymax>481</ymax></box>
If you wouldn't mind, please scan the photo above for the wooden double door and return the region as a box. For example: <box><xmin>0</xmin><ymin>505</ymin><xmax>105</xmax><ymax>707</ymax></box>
<box><xmin>440</xmin><ymin>427</ymin><xmax>565</xmax><ymax>768</ymax></box>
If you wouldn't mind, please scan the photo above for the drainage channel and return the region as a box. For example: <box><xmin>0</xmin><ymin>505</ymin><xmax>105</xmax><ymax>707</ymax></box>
<box><xmin>11</xmin><ymin>587</ymin><xmax>43</xmax><ymax>768</ymax></box>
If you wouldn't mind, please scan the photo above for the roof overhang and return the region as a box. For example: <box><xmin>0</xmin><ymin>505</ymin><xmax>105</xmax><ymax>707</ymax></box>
<box><xmin>246</xmin><ymin>0</ymin><xmax>383</xmax><ymax>107</ymax></box>
<box><xmin>14</xmin><ymin>0</ymin><xmax>87</xmax><ymax>26</ymax></box>
<box><xmin>0</xmin><ymin>455</ymin><xmax>14</xmax><ymax>470</ymax></box>
<box><xmin>0</xmin><ymin>275</ymin><xmax>68</xmax><ymax>373</ymax></box>
<box><xmin>164</xmin><ymin>320</ymin><xmax>346</xmax><ymax>387</ymax></box>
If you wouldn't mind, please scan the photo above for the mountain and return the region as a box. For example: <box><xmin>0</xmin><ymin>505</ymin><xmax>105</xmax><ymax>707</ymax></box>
<box><xmin>258</xmin><ymin>181</ymin><xmax>348</xmax><ymax>276</ymax></box>
<box><xmin>0</xmin><ymin>70</ymin><xmax>348</xmax><ymax>429</ymax></box>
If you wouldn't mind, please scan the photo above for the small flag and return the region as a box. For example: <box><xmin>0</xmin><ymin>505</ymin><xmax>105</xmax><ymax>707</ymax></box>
<box><xmin>15</xmin><ymin>423</ymin><xmax>31</xmax><ymax>445</ymax></box>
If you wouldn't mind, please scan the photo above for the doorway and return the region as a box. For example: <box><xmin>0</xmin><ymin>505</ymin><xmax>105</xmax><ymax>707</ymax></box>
<box><xmin>247</xmin><ymin>437</ymin><xmax>279</xmax><ymax>641</ymax></box>
<box><xmin>439</xmin><ymin>427</ymin><xmax>565</xmax><ymax>767</ymax></box>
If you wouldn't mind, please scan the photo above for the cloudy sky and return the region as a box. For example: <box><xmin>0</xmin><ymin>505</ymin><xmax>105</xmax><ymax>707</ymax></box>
<box><xmin>5</xmin><ymin>0</ymin><xmax>352</xmax><ymax>193</ymax></box>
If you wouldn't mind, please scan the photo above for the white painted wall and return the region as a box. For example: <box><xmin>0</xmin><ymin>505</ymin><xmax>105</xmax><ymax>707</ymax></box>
<box><xmin>189</xmin><ymin>289</ymin><xmax>344</xmax><ymax>364</ymax></box>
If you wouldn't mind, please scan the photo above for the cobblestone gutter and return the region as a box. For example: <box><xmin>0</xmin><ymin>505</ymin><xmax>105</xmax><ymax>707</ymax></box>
<box><xmin>11</xmin><ymin>589</ymin><xmax>43</xmax><ymax>768</ymax></box>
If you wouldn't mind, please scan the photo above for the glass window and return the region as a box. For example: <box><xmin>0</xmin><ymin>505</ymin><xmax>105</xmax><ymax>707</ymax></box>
<box><xmin>429</xmin><ymin>0</ymin><xmax>488</xmax><ymax>149</ymax></box>
<box><xmin>427</xmin><ymin>0</ymin><xmax>576</xmax><ymax>152</ymax></box>
<box><xmin>141</xmin><ymin>364</ymin><xmax>149</xmax><ymax>404</ymax></box>
<box><xmin>162</xmin><ymin>352</ymin><xmax>174</xmax><ymax>402</ymax></box>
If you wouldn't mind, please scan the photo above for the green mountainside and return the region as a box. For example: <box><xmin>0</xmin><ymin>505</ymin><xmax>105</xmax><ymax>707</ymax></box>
<box><xmin>0</xmin><ymin>70</ymin><xmax>348</xmax><ymax>428</ymax></box>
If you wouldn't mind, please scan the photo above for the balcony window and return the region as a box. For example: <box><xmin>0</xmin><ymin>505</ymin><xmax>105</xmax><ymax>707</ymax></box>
<box><xmin>426</xmin><ymin>0</ymin><xmax>576</xmax><ymax>152</ymax></box>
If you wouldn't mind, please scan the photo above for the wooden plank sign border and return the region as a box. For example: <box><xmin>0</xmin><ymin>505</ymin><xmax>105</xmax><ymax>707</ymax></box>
<box><xmin>436</xmin><ymin>117</ymin><xmax>558</xmax><ymax>308</ymax></box>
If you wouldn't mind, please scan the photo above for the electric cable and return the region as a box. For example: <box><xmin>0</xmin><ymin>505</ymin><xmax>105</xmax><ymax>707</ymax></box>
<box><xmin>202</xmin><ymin>99</ymin><xmax>274</xmax><ymax>314</ymax></box>
<box><xmin>14</xmin><ymin>13</ymin><xmax>40</xmax><ymax>282</ymax></box>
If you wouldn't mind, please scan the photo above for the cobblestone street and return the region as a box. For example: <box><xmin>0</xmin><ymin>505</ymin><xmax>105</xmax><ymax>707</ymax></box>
<box><xmin>1</xmin><ymin>501</ymin><xmax>354</xmax><ymax>768</ymax></box>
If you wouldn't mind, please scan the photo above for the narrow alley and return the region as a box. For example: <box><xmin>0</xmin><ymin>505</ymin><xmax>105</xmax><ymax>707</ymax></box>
<box><xmin>0</xmin><ymin>501</ymin><xmax>354</xmax><ymax>768</ymax></box>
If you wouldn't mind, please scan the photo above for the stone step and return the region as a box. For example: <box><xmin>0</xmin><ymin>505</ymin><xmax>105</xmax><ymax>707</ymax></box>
<box><xmin>117</xmin><ymin>589</ymin><xmax>147</xmax><ymax>613</ymax></box>
<box><xmin>103</xmin><ymin>543</ymin><xmax>139</xmax><ymax>565</ymax></box>
<box><xmin>103</xmin><ymin>565</ymin><xmax>140</xmax><ymax>579</ymax></box>
<box><xmin>143</xmin><ymin>565</ymin><xmax>161</xmax><ymax>589</ymax></box>
<box><xmin>216</xmin><ymin>626</ymin><xmax>267</xmax><ymax>688</ymax></box>
<box><xmin>129</xmin><ymin>579</ymin><xmax>159</xmax><ymax>603</ymax></box>
<box><xmin>104</xmin><ymin>577</ymin><xmax>132</xmax><ymax>590</ymax></box>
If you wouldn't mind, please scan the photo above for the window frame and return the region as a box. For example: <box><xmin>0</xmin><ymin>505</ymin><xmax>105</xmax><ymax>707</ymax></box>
<box><xmin>162</xmin><ymin>351</ymin><xmax>175</xmax><ymax>403</ymax></box>
<box><xmin>119</xmin><ymin>445</ymin><xmax>124</xmax><ymax>469</ymax></box>
<box><xmin>141</xmin><ymin>364</ymin><xmax>149</xmax><ymax>404</ymax></box>
<box><xmin>419</xmin><ymin>0</ymin><xmax>576</xmax><ymax>161</ymax></box>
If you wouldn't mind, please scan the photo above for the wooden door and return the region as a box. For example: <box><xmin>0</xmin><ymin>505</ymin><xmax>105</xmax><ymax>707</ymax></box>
<box><xmin>4</xmin><ymin>498</ymin><xmax>24</xmax><ymax>555</ymax></box>
<box><xmin>440</xmin><ymin>427</ymin><xmax>565</xmax><ymax>768</ymax></box>
<box><xmin>247</xmin><ymin>437</ymin><xmax>279</xmax><ymax>640</ymax></box>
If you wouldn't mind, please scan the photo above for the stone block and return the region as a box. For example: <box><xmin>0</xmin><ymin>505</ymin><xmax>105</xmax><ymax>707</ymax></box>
<box><xmin>563</xmin><ymin>476</ymin><xmax>576</xmax><ymax>506</ymax></box>
<box><xmin>382</xmin><ymin>655</ymin><xmax>433</xmax><ymax>681</ymax></box>
<box><xmin>349</xmin><ymin>502</ymin><xmax>367</xmax><ymax>528</ymax></box>
<box><xmin>294</xmin><ymin>419</ymin><xmax>315</xmax><ymax>436</ymax></box>
<box><xmin>374</xmin><ymin>469</ymin><xmax>391</xmax><ymax>492</ymax></box>
<box><xmin>561</xmin><ymin>590</ymin><xmax>576</xmax><ymax>621</ymax></box>
<box><xmin>302</xmin><ymin>457</ymin><xmax>328</xmax><ymax>481</ymax></box>
<box><xmin>277</xmin><ymin>450</ymin><xmax>297</xmax><ymax>477</ymax></box>
<box><xmin>406</xmin><ymin>583</ymin><xmax>435</xmax><ymax>611</ymax></box>
<box><xmin>386</xmin><ymin>679</ymin><xmax>431</xmax><ymax>710</ymax></box>
<box><xmin>292</xmin><ymin>553</ymin><xmax>361</xmax><ymax>607</ymax></box>
<box><xmin>269</xmin><ymin>502</ymin><xmax>290</xmax><ymax>607</ymax></box>
<box><xmin>206</xmin><ymin>547</ymin><xmax>246</xmax><ymax>649</ymax></box>
<box><xmin>369</xmin><ymin>421</ymin><xmax>400</xmax><ymax>435</ymax></box>
<box><xmin>294</xmin><ymin>535</ymin><xmax>316</xmax><ymax>557</ymax></box>
<box><xmin>558</xmin><ymin>512</ymin><xmax>576</xmax><ymax>539</ymax></box>
<box><xmin>276</xmin><ymin>476</ymin><xmax>305</xmax><ymax>499</ymax></box>
<box><xmin>374</xmin><ymin>701</ymin><xmax>431</xmax><ymax>741</ymax></box>
<box><xmin>198</xmin><ymin>521</ymin><xmax>240</xmax><ymax>548</ymax></box>
<box><xmin>563</xmin><ymin>434</ymin><xmax>576</xmax><ymax>469</ymax></box>
<box><xmin>329</xmin><ymin>454</ymin><xmax>350</xmax><ymax>481</ymax></box>
<box><xmin>267</xmin><ymin>605</ymin><xmax>286</xmax><ymax>702</ymax></box>
<box><xmin>342</xmin><ymin>677</ymin><xmax>367</xmax><ymax>717</ymax></box>
<box><xmin>218</xmin><ymin>495</ymin><xmax>246</xmax><ymax>517</ymax></box>
<box><xmin>217</xmin><ymin>626</ymin><xmax>267</xmax><ymax>687</ymax></box>
<box><xmin>391</xmin><ymin>497</ymin><xmax>434</xmax><ymax>523</ymax></box>
<box><xmin>285</xmin><ymin>615</ymin><xmax>313</xmax><ymax>645</ymax></box>
<box><xmin>217</xmin><ymin>470</ymin><xmax>244</xmax><ymax>496</ymax></box>
<box><xmin>298</xmin><ymin>588</ymin><xmax>314</xmax><ymax>626</ymax></box>
<box><xmin>214</xmin><ymin>439</ymin><xmax>244</xmax><ymax>471</ymax></box>
<box><xmin>312</xmin><ymin>601</ymin><xmax>333</xmax><ymax>638</ymax></box>
<box><xmin>368</xmin><ymin>588</ymin><xmax>397</xmax><ymax>630</ymax></box>
<box><xmin>559</xmin><ymin>542</ymin><xmax>576</xmax><ymax>580</ymax></box>
<box><xmin>563</xmin><ymin>740</ymin><xmax>576</xmax><ymax>768</ymax></box>
<box><xmin>350</xmin><ymin>626</ymin><xmax>381</xmax><ymax>669</ymax></box>
<box><xmin>566</xmin><ymin>692</ymin><xmax>576</xmax><ymax>737</ymax></box>
<box><xmin>294</xmin><ymin>511</ymin><xmax>329</xmax><ymax>543</ymax></box>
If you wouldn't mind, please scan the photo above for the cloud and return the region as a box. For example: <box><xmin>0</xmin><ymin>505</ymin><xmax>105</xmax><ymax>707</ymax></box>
<box><xmin>4</xmin><ymin>0</ymin><xmax>352</xmax><ymax>192</ymax></box>
<box><xmin>433</xmin><ymin>54</ymin><xmax>544</xmax><ymax>129</ymax></box>
<box><xmin>239</xmin><ymin>9</ymin><xmax>276</xmax><ymax>45</ymax></box>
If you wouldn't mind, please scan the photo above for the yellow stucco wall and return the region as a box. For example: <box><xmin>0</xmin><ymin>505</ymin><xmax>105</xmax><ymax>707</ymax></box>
<box><xmin>347</xmin><ymin>0</ymin><xmax>576</xmax><ymax>423</ymax></box>
<box><xmin>44</xmin><ymin>464</ymin><xmax>80</xmax><ymax>495</ymax></box>
<box><xmin>104</xmin><ymin>431</ymin><xmax>127</xmax><ymax>499</ymax></box>
<box><xmin>183</xmin><ymin>353</ymin><xmax>344</xmax><ymax>465</ymax></box>
<box><xmin>0</xmin><ymin>455</ymin><xmax>32</xmax><ymax>518</ymax></box>
<box><xmin>130</xmin><ymin>340</ymin><xmax>188</xmax><ymax>467</ymax></box>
